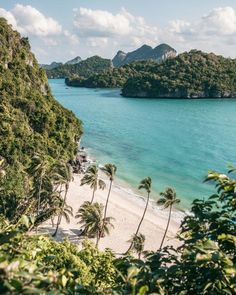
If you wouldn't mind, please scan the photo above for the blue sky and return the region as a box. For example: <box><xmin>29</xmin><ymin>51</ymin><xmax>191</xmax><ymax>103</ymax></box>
<box><xmin>1</xmin><ymin>1</ymin><xmax>236</xmax><ymax>63</ymax></box>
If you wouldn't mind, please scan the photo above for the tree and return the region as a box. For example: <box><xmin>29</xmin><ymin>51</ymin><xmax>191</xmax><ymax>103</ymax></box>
<box><xmin>28</xmin><ymin>154</ymin><xmax>51</xmax><ymax>233</ymax></box>
<box><xmin>157</xmin><ymin>187</ymin><xmax>180</xmax><ymax>249</ymax></box>
<box><xmin>80</xmin><ymin>165</ymin><xmax>106</xmax><ymax>203</ymax></box>
<box><xmin>128</xmin><ymin>233</ymin><xmax>146</xmax><ymax>259</ymax></box>
<box><xmin>76</xmin><ymin>201</ymin><xmax>114</xmax><ymax>246</ymax></box>
<box><xmin>99</xmin><ymin>164</ymin><xmax>117</xmax><ymax>241</ymax></box>
<box><xmin>52</xmin><ymin>162</ymin><xmax>73</xmax><ymax>237</ymax></box>
<box><xmin>126</xmin><ymin>177</ymin><xmax>152</xmax><ymax>254</ymax></box>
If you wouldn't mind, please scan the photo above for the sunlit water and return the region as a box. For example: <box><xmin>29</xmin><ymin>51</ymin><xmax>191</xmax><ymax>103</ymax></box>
<box><xmin>49</xmin><ymin>79</ymin><xmax>236</xmax><ymax>208</ymax></box>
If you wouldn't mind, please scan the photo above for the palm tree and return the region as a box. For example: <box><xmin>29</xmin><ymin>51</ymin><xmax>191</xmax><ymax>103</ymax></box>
<box><xmin>29</xmin><ymin>154</ymin><xmax>51</xmax><ymax>233</ymax></box>
<box><xmin>157</xmin><ymin>187</ymin><xmax>180</xmax><ymax>249</ymax></box>
<box><xmin>76</xmin><ymin>201</ymin><xmax>114</xmax><ymax>247</ymax></box>
<box><xmin>75</xmin><ymin>201</ymin><xmax>93</xmax><ymax>235</ymax></box>
<box><xmin>52</xmin><ymin>162</ymin><xmax>73</xmax><ymax>237</ymax></box>
<box><xmin>100</xmin><ymin>163</ymin><xmax>117</xmax><ymax>221</ymax></box>
<box><xmin>126</xmin><ymin>177</ymin><xmax>152</xmax><ymax>254</ymax></box>
<box><xmin>128</xmin><ymin>233</ymin><xmax>145</xmax><ymax>259</ymax></box>
<box><xmin>99</xmin><ymin>164</ymin><xmax>117</xmax><ymax>242</ymax></box>
<box><xmin>81</xmin><ymin>165</ymin><xmax>106</xmax><ymax>203</ymax></box>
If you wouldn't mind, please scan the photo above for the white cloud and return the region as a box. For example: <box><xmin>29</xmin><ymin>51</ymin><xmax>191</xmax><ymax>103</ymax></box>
<box><xmin>167</xmin><ymin>6</ymin><xmax>236</xmax><ymax>40</ymax></box>
<box><xmin>0</xmin><ymin>4</ymin><xmax>62</xmax><ymax>37</ymax></box>
<box><xmin>73</xmin><ymin>7</ymin><xmax>131</xmax><ymax>37</ymax></box>
<box><xmin>201</xmin><ymin>6</ymin><xmax>236</xmax><ymax>35</ymax></box>
<box><xmin>64</xmin><ymin>30</ymin><xmax>80</xmax><ymax>45</ymax></box>
<box><xmin>0</xmin><ymin>7</ymin><xmax>18</xmax><ymax>29</ymax></box>
<box><xmin>72</xmin><ymin>7</ymin><xmax>160</xmax><ymax>55</ymax></box>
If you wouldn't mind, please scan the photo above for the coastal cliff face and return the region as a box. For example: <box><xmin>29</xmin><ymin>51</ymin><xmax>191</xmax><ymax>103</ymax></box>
<box><xmin>122</xmin><ymin>50</ymin><xmax>236</xmax><ymax>98</ymax></box>
<box><xmin>112</xmin><ymin>43</ymin><xmax>176</xmax><ymax>67</ymax></box>
<box><xmin>0</xmin><ymin>17</ymin><xmax>82</xmax><ymax>168</ymax></box>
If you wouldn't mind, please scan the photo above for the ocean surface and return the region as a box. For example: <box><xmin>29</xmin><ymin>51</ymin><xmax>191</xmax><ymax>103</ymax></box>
<box><xmin>49</xmin><ymin>79</ymin><xmax>236</xmax><ymax>208</ymax></box>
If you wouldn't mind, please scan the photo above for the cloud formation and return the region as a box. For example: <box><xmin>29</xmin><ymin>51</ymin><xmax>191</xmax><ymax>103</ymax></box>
<box><xmin>1</xmin><ymin>4</ymin><xmax>236</xmax><ymax>63</ymax></box>
<box><xmin>73</xmin><ymin>7</ymin><xmax>159</xmax><ymax>49</ymax></box>
<box><xmin>0</xmin><ymin>4</ymin><xmax>62</xmax><ymax>37</ymax></box>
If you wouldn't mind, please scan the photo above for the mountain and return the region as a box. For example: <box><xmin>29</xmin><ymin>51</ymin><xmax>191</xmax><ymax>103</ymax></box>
<box><xmin>0</xmin><ymin>17</ymin><xmax>82</xmax><ymax>191</ymax></box>
<box><xmin>41</xmin><ymin>56</ymin><xmax>82</xmax><ymax>70</ymax></box>
<box><xmin>65</xmin><ymin>56</ymin><xmax>82</xmax><ymax>65</ymax></box>
<box><xmin>112</xmin><ymin>50</ymin><xmax>127</xmax><ymax>67</ymax></box>
<box><xmin>112</xmin><ymin>43</ymin><xmax>176</xmax><ymax>67</ymax></box>
<box><xmin>41</xmin><ymin>61</ymin><xmax>63</xmax><ymax>70</ymax></box>
<box><xmin>47</xmin><ymin>55</ymin><xmax>113</xmax><ymax>79</ymax></box>
<box><xmin>122</xmin><ymin>50</ymin><xmax>236</xmax><ymax>98</ymax></box>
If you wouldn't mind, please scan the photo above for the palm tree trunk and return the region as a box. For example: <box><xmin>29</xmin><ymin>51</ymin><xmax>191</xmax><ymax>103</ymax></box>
<box><xmin>91</xmin><ymin>186</ymin><xmax>96</xmax><ymax>203</ymax></box>
<box><xmin>97</xmin><ymin>179</ymin><xmax>112</xmax><ymax>246</ymax></box>
<box><xmin>96</xmin><ymin>231</ymin><xmax>101</xmax><ymax>247</ymax></box>
<box><xmin>126</xmin><ymin>192</ymin><xmax>150</xmax><ymax>254</ymax></box>
<box><xmin>52</xmin><ymin>184</ymin><xmax>68</xmax><ymax>237</ymax></box>
<box><xmin>103</xmin><ymin>180</ymin><xmax>112</xmax><ymax>220</ymax></box>
<box><xmin>159</xmin><ymin>204</ymin><xmax>172</xmax><ymax>250</ymax></box>
<box><xmin>36</xmin><ymin>176</ymin><xmax>43</xmax><ymax>234</ymax></box>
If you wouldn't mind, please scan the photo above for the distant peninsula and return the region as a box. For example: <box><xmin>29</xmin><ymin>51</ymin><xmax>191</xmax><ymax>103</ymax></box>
<box><xmin>66</xmin><ymin>50</ymin><xmax>236</xmax><ymax>99</ymax></box>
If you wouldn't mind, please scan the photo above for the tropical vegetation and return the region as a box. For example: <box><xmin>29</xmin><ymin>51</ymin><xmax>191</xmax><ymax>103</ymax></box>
<box><xmin>157</xmin><ymin>187</ymin><xmax>180</xmax><ymax>249</ymax></box>
<box><xmin>0</xmin><ymin>168</ymin><xmax>235</xmax><ymax>294</ymax></box>
<box><xmin>126</xmin><ymin>177</ymin><xmax>152</xmax><ymax>254</ymax></box>
<box><xmin>65</xmin><ymin>50</ymin><xmax>236</xmax><ymax>99</ymax></box>
<box><xmin>0</xmin><ymin>17</ymin><xmax>235</xmax><ymax>294</ymax></box>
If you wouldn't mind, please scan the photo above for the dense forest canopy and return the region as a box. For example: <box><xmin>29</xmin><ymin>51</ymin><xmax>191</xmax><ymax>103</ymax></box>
<box><xmin>0</xmin><ymin>18</ymin><xmax>82</xmax><ymax>195</ymax></box>
<box><xmin>122</xmin><ymin>50</ymin><xmax>236</xmax><ymax>98</ymax></box>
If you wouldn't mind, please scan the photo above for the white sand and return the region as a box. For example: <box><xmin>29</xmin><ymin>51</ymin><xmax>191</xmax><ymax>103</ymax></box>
<box><xmin>41</xmin><ymin>174</ymin><xmax>184</xmax><ymax>254</ymax></box>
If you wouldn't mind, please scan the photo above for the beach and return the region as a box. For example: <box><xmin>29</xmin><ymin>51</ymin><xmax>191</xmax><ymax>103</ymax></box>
<box><xmin>41</xmin><ymin>173</ymin><xmax>184</xmax><ymax>254</ymax></box>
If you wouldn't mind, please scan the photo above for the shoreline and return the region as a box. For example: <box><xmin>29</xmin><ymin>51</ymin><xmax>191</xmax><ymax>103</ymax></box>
<box><xmin>79</xmin><ymin>146</ymin><xmax>187</xmax><ymax>216</ymax></box>
<box><xmin>41</xmin><ymin>151</ymin><xmax>185</xmax><ymax>252</ymax></box>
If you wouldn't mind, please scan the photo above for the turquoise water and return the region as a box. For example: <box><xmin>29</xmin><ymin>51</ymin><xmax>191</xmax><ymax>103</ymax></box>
<box><xmin>49</xmin><ymin>79</ymin><xmax>236</xmax><ymax>208</ymax></box>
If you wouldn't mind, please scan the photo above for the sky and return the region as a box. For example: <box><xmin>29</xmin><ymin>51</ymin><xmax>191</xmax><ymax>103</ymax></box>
<box><xmin>1</xmin><ymin>0</ymin><xmax>236</xmax><ymax>63</ymax></box>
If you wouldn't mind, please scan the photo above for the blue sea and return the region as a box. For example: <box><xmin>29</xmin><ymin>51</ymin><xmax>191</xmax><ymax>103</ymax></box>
<box><xmin>49</xmin><ymin>79</ymin><xmax>236</xmax><ymax>208</ymax></box>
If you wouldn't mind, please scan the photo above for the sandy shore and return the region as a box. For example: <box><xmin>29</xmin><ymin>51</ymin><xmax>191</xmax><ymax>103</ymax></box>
<box><xmin>41</xmin><ymin>173</ymin><xmax>185</xmax><ymax>254</ymax></box>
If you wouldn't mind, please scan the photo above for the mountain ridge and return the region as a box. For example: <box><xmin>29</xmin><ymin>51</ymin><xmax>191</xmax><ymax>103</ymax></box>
<box><xmin>112</xmin><ymin>43</ymin><xmax>176</xmax><ymax>67</ymax></box>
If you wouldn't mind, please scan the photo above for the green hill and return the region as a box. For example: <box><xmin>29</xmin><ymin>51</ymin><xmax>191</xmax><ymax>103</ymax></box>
<box><xmin>65</xmin><ymin>62</ymin><xmax>143</xmax><ymax>88</ymax></box>
<box><xmin>122</xmin><ymin>50</ymin><xmax>236</xmax><ymax>98</ymax></box>
<box><xmin>46</xmin><ymin>55</ymin><xmax>112</xmax><ymax>79</ymax></box>
<box><xmin>0</xmin><ymin>18</ymin><xmax>82</xmax><ymax>190</ymax></box>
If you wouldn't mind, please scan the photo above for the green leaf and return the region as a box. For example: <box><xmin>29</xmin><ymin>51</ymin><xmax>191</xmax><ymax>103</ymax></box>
<box><xmin>137</xmin><ymin>286</ymin><xmax>149</xmax><ymax>295</ymax></box>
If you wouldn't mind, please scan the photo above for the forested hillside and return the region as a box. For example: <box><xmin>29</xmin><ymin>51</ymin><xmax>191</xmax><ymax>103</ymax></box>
<box><xmin>66</xmin><ymin>50</ymin><xmax>236</xmax><ymax>98</ymax></box>
<box><xmin>122</xmin><ymin>50</ymin><xmax>236</xmax><ymax>98</ymax></box>
<box><xmin>0</xmin><ymin>18</ymin><xmax>82</xmax><ymax>194</ymax></box>
<box><xmin>46</xmin><ymin>55</ymin><xmax>112</xmax><ymax>79</ymax></box>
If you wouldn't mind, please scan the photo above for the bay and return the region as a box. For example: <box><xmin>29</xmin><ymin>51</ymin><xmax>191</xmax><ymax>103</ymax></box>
<box><xmin>49</xmin><ymin>79</ymin><xmax>236</xmax><ymax>208</ymax></box>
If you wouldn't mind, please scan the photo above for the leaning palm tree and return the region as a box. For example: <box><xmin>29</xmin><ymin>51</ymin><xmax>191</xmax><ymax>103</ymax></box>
<box><xmin>128</xmin><ymin>233</ymin><xmax>146</xmax><ymax>259</ymax></box>
<box><xmin>81</xmin><ymin>165</ymin><xmax>106</xmax><ymax>203</ymax></box>
<box><xmin>99</xmin><ymin>164</ymin><xmax>117</xmax><ymax>241</ymax></box>
<box><xmin>36</xmin><ymin>195</ymin><xmax>73</xmax><ymax>229</ymax></box>
<box><xmin>126</xmin><ymin>177</ymin><xmax>152</xmax><ymax>254</ymax></box>
<box><xmin>76</xmin><ymin>201</ymin><xmax>114</xmax><ymax>247</ymax></box>
<box><xmin>28</xmin><ymin>154</ymin><xmax>51</xmax><ymax>233</ymax></box>
<box><xmin>52</xmin><ymin>161</ymin><xmax>73</xmax><ymax>237</ymax></box>
<box><xmin>157</xmin><ymin>187</ymin><xmax>180</xmax><ymax>249</ymax></box>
